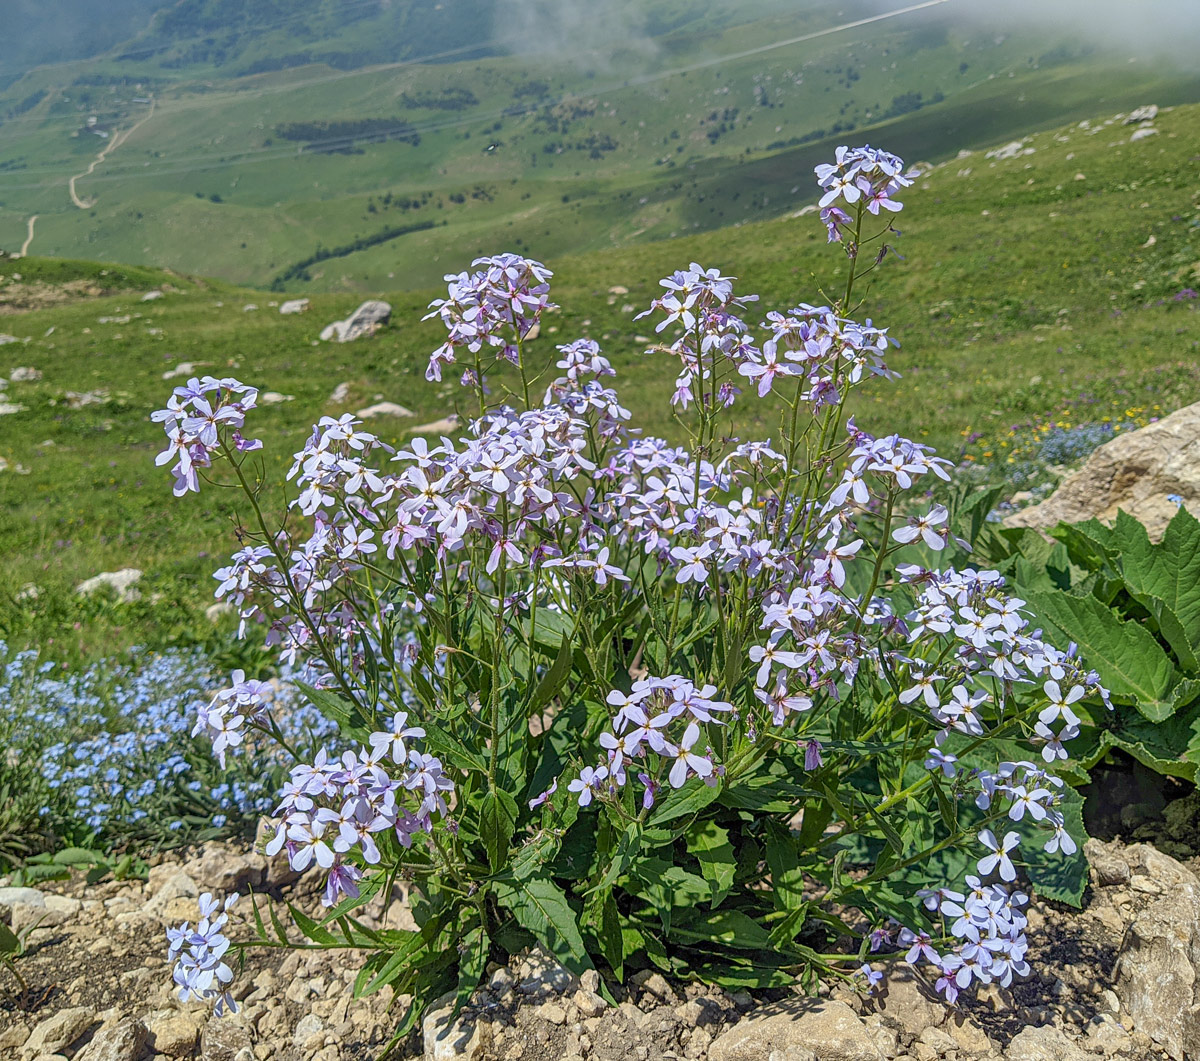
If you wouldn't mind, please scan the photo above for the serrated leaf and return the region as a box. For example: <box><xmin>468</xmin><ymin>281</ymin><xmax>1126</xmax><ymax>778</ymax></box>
<box><xmin>480</xmin><ymin>789</ymin><xmax>519</xmax><ymax>872</ymax></box>
<box><xmin>685</xmin><ymin>821</ymin><xmax>736</xmax><ymax>908</ymax></box>
<box><xmin>494</xmin><ymin>878</ymin><xmax>591</xmax><ymax>973</ymax></box>
<box><xmin>1027</xmin><ymin>589</ymin><xmax>1178</xmax><ymax>719</ymax></box>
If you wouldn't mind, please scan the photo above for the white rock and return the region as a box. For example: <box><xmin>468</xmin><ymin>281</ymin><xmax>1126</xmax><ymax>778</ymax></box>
<box><xmin>608</xmin><ymin>285</ymin><xmax>629</xmax><ymax>295</ymax></box>
<box><xmin>986</xmin><ymin>140</ymin><xmax>1025</xmax><ymax>160</ymax></box>
<box><xmin>0</xmin><ymin>333</ymin><xmax>19</xmax><ymax>345</ymax></box>
<box><xmin>423</xmin><ymin>991</ymin><xmax>491</xmax><ymax>1060</ymax></box>
<box><xmin>242</xmin><ymin>303</ymin><xmax>258</xmax><ymax>312</ymax></box>
<box><xmin>73</xmin><ymin>1017</ymin><xmax>148</xmax><ymax>1061</ymax></box>
<box><xmin>1113</xmin><ymin>845</ymin><xmax>1200</xmax><ymax>1059</ymax></box>
<box><xmin>141</xmin><ymin>290</ymin><xmax>164</xmax><ymax>301</ymax></box>
<box><xmin>279</xmin><ymin>298</ymin><xmax>310</xmax><ymax>315</ymax></box>
<box><xmin>319</xmin><ymin>300</ymin><xmax>391</xmax><ymax>343</ymax></box>
<box><xmin>23</xmin><ymin>1007</ymin><xmax>96</xmax><ymax>1057</ymax></box>
<box><xmin>709</xmin><ymin>999</ymin><xmax>887</xmax><ymax>1061</ymax></box>
<box><xmin>75</xmin><ymin>568</ymin><xmax>143</xmax><ymax>603</ymax></box>
<box><xmin>206</xmin><ymin>601</ymin><xmax>234</xmax><ymax>623</ymax></box>
<box><xmin>144</xmin><ymin>869</ymin><xmax>199</xmax><ymax>916</ymax></box>
<box><xmin>356</xmin><ymin>401</ymin><xmax>413</xmax><ymax>419</ymax></box>
<box><xmin>1130</xmin><ymin>126</ymin><xmax>1159</xmax><ymax>142</ymax></box>
<box><xmin>10</xmin><ymin>366</ymin><xmax>41</xmax><ymax>381</ymax></box>
<box><xmin>410</xmin><ymin>416</ymin><xmax>459</xmax><ymax>436</ymax></box>
<box><xmin>1125</xmin><ymin>104</ymin><xmax>1159</xmax><ymax>123</ymax></box>
<box><xmin>1006</xmin><ymin>1024</ymin><xmax>1092</xmax><ymax>1061</ymax></box>
<box><xmin>260</xmin><ymin>391</ymin><xmax>293</xmax><ymax>404</ymax></box>
<box><xmin>162</xmin><ymin>362</ymin><xmax>202</xmax><ymax>380</ymax></box>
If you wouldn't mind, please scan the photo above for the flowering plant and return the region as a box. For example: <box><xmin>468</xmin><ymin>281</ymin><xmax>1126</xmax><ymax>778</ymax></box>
<box><xmin>156</xmin><ymin>146</ymin><xmax>1104</xmax><ymax>1034</ymax></box>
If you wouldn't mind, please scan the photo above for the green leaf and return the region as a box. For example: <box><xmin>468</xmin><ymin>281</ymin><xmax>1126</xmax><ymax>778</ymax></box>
<box><xmin>591</xmin><ymin>822</ymin><xmax>644</xmax><ymax>895</ymax></box>
<box><xmin>648</xmin><ymin>778</ymin><xmax>721</xmax><ymax>827</ymax></box>
<box><xmin>295</xmin><ymin>680</ymin><xmax>373</xmax><ymax>741</ymax></box>
<box><xmin>1109</xmin><ymin>507</ymin><xmax>1200</xmax><ymax>672</ymax></box>
<box><xmin>685</xmin><ymin>821</ymin><xmax>736</xmax><ymax>908</ymax></box>
<box><xmin>480</xmin><ymin>789</ymin><xmax>519</xmax><ymax>872</ymax></box>
<box><xmin>422</xmin><ymin>727</ymin><xmax>489</xmax><ymax>777</ymax></box>
<box><xmin>1027</xmin><ymin>589</ymin><xmax>1178</xmax><ymax>719</ymax></box>
<box><xmin>494</xmin><ymin>878</ymin><xmax>592</xmax><ymax>974</ymax></box>
<box><xmin>670</xmin><ymin>909</ymin><xmax>771</xmax><ymax>951</ymax></box>
<box><xmin>528</xmin><ymin>634</ymin><xmax>576</xmax><ymax>716</ymax></box>
<box><xmin>764</xmin><ymin>822</ymin><xmax>806</xmax><ymax>911</ymax></box>
<box><xmin>596</xmin><ymin>890</ymin><xmax>624</xmax><ymax>980</ymax></box>
<box><xmin>0</xmin><ymin>920</ymin><xmax>21</xmax><ymax>957</ymax></box>
<box><xmin>289</xmin><ymin>903</ymin><xmax>338</xmax><ymax>946</ymax></box>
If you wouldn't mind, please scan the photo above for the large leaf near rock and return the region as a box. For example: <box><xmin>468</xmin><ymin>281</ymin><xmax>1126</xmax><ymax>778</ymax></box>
<box><xmin>1026</xmin><ymin>590</ymin><xmax>1179</xmax><ymax>720</ymax></box>
<box><xmin>1103</xmin><ymin>508</ymin><xmax>1200</xmax><ymax>672</ymax></box>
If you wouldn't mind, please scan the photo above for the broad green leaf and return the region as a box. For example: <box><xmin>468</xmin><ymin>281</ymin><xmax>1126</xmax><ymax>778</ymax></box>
<box><xmin>0</xmin><ymin>920</ymin><xmax>20</xmax><ymax>956</ymax></box>
<box><xmin>480</xmin><ymin>789</ymin><xmax>519</xmax><ymax>872</ymax></box>
<box><xmin>494</xmin><ymin>878</ymin><xmax>592</xmax><ymax>973</ymax></box>
<box><xmin>1027</xmin><ymin>590</ymin><xmax>1178</xmax><ymax>720</ymax></box>
<box><xmin>648</xmin><ymin>778</ymin><xmax>721</xmax><ymax>827</ymax></box>
<box><xmin>596</xmin><ymin>890</ymin><xmax>624</xmax><ymax>980</ymax></box>
<box><xmin>764</xmin><ymin>821</ymin><xmax>806</xmax><ymax>911</ymax></box>
<box><xmin>670</xmin><ymin>908</ymin><xmax>771</xmax><ymax>951</ymax></box>
<box><xmin>1108</xmin><ymin>507</ymin><xmax>1200</xmax><ymax>672</ymax></box>
<box><xmin>685</xmin><ymin>821</ymin><xmax>736</xmax><ymax>908</ymax></box>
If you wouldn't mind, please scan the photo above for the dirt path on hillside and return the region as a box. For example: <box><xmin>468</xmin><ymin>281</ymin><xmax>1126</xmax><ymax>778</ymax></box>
<box><xmin>69</xmin><ymin>98</ymin><xmax>156</xmax><ymax>209</ymax></box>
<box><xmin>19</xmin><ymin>214</ymin><xmax>37</xmax><ymax>256</ymax></box>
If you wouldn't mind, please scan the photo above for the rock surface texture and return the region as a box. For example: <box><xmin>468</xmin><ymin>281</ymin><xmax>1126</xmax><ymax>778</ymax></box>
<box><xmin>319</xmin><ymin>300</ymin><xmax>391</xmax><ymax>343</ymax></box>
<box><xmin>5</xmin><ymin>836</ymin><xmax>1200</xmax><ymax>1059</ymax></box>
<box><xmin>1005</xmin><ymin>399</ymin><xmax>1200</xmax><ymax>540</ymax></box>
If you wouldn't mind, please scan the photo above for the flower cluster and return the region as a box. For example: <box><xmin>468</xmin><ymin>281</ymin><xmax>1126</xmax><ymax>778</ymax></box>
<box><xmin>167</xmin><ymin>892</ymin><xmax>240</xmax><ymax>1015</ymax></box>
<box><xmin>815</xmin><ymin>144</ymin><xmax>914</xmax><ymax>243</ymax></box>
<box><xmin>263</xmin><ymin>712</ymin><xmax>452</xmax><ymax>906</ymax></box>
<box><xmin>152</xmin><ymin>376</ymin><xmax>261</xmax><ymax>496</ymax></box>
<box><xmin>571</xmin><ymin>676</ymin><xmax>733</xmax><ymax>807</ymax></box>
<box><xmin>424</xmin><ymin>253</ymin><xmax>555</xmax><ymax>384</ymax></box>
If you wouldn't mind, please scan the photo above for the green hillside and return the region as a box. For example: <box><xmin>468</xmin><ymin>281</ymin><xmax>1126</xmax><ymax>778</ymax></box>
<box><xmin>2</xmin><ymin>99</ymin><xmax>1198</xmax><ymax>659</ymax></box>
<box><xmin>2</xmin><ymin>0</ymin><xmax>1197</xmax><ymax>290</ymax></box>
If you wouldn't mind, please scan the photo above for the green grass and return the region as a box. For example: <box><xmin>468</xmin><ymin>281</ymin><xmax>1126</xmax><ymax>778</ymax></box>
<box><xmin>1</xmin><ymin>99</ymin><xmax>1199</xmax><ymax>659</ymax></box>
<box><xmin>2</xmin><ymin>1</ymin><xmax>1198</xmax><ymax>290</ymax></box>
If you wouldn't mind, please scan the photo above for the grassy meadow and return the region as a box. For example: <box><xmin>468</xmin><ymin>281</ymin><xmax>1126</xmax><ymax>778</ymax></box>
<box><xmin>1</xmin><ymin>99</ymin><xmax>1199</xmax><ymax>661</ymax></box>
<box><xmin>2</xmin><ymin>0</ymin><xmax>1199</xmax><ymax>291</ymax></box>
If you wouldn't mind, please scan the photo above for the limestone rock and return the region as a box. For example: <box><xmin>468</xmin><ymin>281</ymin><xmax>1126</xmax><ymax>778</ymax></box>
<box><xmin>1005</xmin><ymin>400</ymin><xmax>1200</xmax><ymax>540</ymax></box>
<box><xmin>410</xmin><ymin>416</ymin><xmax>459</xmax><ymax>436</ymax></box>
<box><xmin>145</xmin><ymin>869</ymin><xmax>199</xmax><ymax>918</ymax></box>
<box><xmin>0</xmin><ymin>885</ymin><xmax>46</xmax><ymax>922</ymax></box>
<box><xmin>10</xmin><ymin>366</ymin><xmax>41</xmax><ymax>381</ymax></box>
<box><xmin>517</xmin><ymin>946</ymin><xmax>579</xmax><ymax>996</ymax></box>
<box><xmin>279</xmin><ymin>299</ymin><xmax>309</xmax><ymax>315</ymax></box>
<box><xmin>201</xmin><ymin>1017</ymin><xmax>253</xmax><ymax>1061</ymax></box>
<box><xmin>1005</xmin><ymin>1024</ymin><xmax>1093</xmax><ymax>1061</ymax></box>
<box><xmin>422</xmin><ymin>992</ymin><xmax>491</xmax><ymax>1060</ymax></box>
<box><xmin>869</xmin><ymin>965</ymin><xmax>946</xmax><ymax>1037</ymax></box>
<box><xmin>149</xmin><ymin>1011</ymin><xmax>206</xmax><ymax>1057</ymax></box>
<box><xmin>319</xmin><ymin>300</ymin><xmax>391</xmax><ymax>343</ymax></box>
<box><xmin>141</xmin><ymin>290</ymin><xmax>164</xmax><ymax>301</ymax></box>
<box><xmin>181</xmin><ymin>842</ymin><xmax>267</xmax><ymax>894</ymax></box>
<box><xmin>1125</xmin><ymin>105</ymin><xmax>1159</xmax><ymax>123</ymax></box>
<box><xmin>327</xmin><ymin>382</ymin><xmax>351</xmax><ymax>404</ymax></box>
<box><xmin>75</xmin><ymin>568</ymin><xmax>142</xmax><ymax>603</ymax></box>
<box><xmin>709</xmin><ymin>1000</ymin><xmax>886</xmax><ymax>1061</ymax></box>
<box><xmin>356</xmin><ymin>401</ymin><xmax>413</xmax><ymax>419</ymax></box>
<box><xmin>1112</xmin><ymin>845</ymin><xmax>1200</xmax><ymax>1059</ymax></box>
<box><xmin>23</xmin><ymin>1008</ymin><xmax>96</xmax><ymax>1057</ymax></box>
<box><xmin>74</xmin><ymin>1018</ymin><xmax>148</xmax><ymax>1061</ymax></box>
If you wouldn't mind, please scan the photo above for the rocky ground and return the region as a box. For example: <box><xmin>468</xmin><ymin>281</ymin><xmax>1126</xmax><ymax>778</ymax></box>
<box><xmin>2</xmin><ymin>836</ymin><xmax>1198</xmax><ymax>1061</ymax></box>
